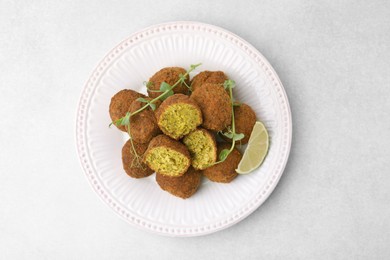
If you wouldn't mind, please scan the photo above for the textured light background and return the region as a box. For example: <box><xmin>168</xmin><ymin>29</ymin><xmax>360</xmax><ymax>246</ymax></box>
<box><xmin>1</xmin><ymin>0</ymin><xmax>389</xmax><ymax>259</ymax></box>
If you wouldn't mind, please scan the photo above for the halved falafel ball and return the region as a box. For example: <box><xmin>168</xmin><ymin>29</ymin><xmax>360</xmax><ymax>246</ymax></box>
<box><xmin>222</xmin><ymin>103</ymin><xmax>256</xmax><ymax>144</ymax></box>
<box><xmin>190</xmin><ymin>71</ymin><xmax>228</xmax><ymax>92</ymax></box>
<box><xmin>147</xmin><ymin>67</ymin><xmax>190</xmax><ymax>98</ymax></box>
<box><xmin>183</xmin><ymin>128</ymin><xmax>217</xmax><ymax>170</ymax></box>
<box><xmin>156</xmin><ymin>167</ymin><xmax>202</xmax><ymax>199</ymax></box>
<box><xmin>190</xmin><ymin>83</ymin><xmax>231</xmax><ymax>131</ymax></box>
<box><xmin>122</xmin><ymin>139</ymin><xmax>154</xmax><ymax>178</ymax></box>
<box><xmin>109</xmin><ymin>89</ymin><xmax>145</xmax><ymax>132</ymax></box>
<box><xmin>143</xmin><ymin>135</ymin><xmax>191</xmax><ymax>177</ymax></box>
<box><xmin>128</xmin><ymin>98</ymin><xmax>162</xmax><ymax>144</ymax></box>
<box><xmin>156</xmin><ymin>94</ymin><xmax>202</xmax><ymax>140</ymax></box>
<box><xmin>203</xmin><ymin>143</ymin><xmax>242</xmax><ymax>183</ymax></box>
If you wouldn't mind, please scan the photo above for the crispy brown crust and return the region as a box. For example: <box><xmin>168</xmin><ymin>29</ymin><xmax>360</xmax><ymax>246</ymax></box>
<box><xmin>156</xmin><ymin>167</ymin><xmax>202</xmax><ymax>199</ymax></box>
<box><xmin>143</xmin><ymin>135</ymin><xmax>191</xmax><ymax>176</ymax></box>
<box><xmin>222</xmin><ymin>103</ymin><xmax>256</xmax><ymax>145</ymax></box>
<box><xmin>128</xmin><ymin>98</ymin><xmax>162</xmax><ymax>143</ymax></box>
<box><xmin>190</xmin><ymin>83</ymin><xmax>231</xmax><ymax>131</ymax></box>
<box><xmin>183</xmin><ymin>128</ymin><xmax>217</xmax><ymax>170</ymax></box>
<box><xmin>203</xmin><ymin>143</ymin><xmax>242</xmax><ymax>183</ymax></box>
<box><xmin>190</xmin><ymin>71</ymin><xmax>228</xmax><ymax>92</ymax></box>
<box><xmin>109</xmin><ymin>89</ymin><xmax>145</xmax><ymax>132</ymax></box>
<box><xmin>155</xmin><ymin>94</ymin><xmax>203</xmax><ymax>139</ymax></box>
<box><xmin>121</xmin><ymin>139</ymin><xmax>154</xmax><ymax>178</ymax></box>
<box><xmin>147</xmin><ymin>67</ymin><xmax>190</xmax><ymax>98</ymax></box>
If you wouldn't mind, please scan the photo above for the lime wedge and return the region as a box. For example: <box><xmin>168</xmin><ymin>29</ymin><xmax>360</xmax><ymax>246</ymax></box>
<box><xmin>236</xmin><ymin>121</ymin><xmax>269</xmax><ymax>174</ymax></box>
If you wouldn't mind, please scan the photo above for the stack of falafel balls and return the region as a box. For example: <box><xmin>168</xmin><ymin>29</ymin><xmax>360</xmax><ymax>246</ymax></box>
<box><xmin>109</xmin><ymin>67</ymin><xmax>256</xmax><ymax>199</ymax></box>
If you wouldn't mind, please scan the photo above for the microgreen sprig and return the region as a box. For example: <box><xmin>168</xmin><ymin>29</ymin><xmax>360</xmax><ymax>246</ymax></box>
<box><xmin>213</xmin><ymin>80</ymin><xmax>245</xmax><ymax>164</ymax></box>
<box><xmin>110</xmin><ymin>112</ymin><xmax>144</xmax><ymax>168</ymax></box>
<box><xmin>130</xmin><ymin>63</ymin><xmax>201</xmax><ymax>115</ymax></box>
<box><xmin>179</xmin><ymin>73</ymin><xmax>192</xmax><ymax>91</ymax></box>
<box><xmin>109</xmin><ymin>111</ymin><xmax>130</xmax><ymax>128</ymax></box>
<box><xmin>109</xmin><ymin>63</ymin><xmax>202</xmax><ymax>168</ymax></box>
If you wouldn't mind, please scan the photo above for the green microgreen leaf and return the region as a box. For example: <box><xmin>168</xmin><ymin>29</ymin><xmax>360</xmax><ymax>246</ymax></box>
<box><xmin>190</xmin><ymin>63</ymin><xmax>202</xmax><ymax>70</ymax></box>
<box><xmin>121</xmin><ymin>112</ymin><xmax>131</xmax><ymax>126</ymax></box>
<box><xmin>160</xmin><ymin>82</ymin><xmax>171</xmax><ymax>91</ymax></box>
<box><xmin>179</xmin><ymin>73</ymin><xmax>186</xmax><ymax>83</ymax></box>
<box><xmin>136</xmin><ymin>97</ymin><xmax>149</xmax><ymax>103</ymax></box>
<box><xmin>143</xmin><ymin>81</ymin><xmax>152</xmax><ymax>88</ymax></box>
<box><xmin>219</xmin><ymin>149</ymin><xmax>230</xmax><ymax>161</ymax></box>
<box><xmin>149</xmin><ymin>103</ymin><xmax>156</xmax><ymax>111</ymax></box>
<box><xmin>233</xmin><ymin>101</ymin><xmax>242</xmax><ymax>107</ymax></box>
<box><xmin>136</xmin><ymin>97</ymin><xmax>157</xmax><ymax>111</ymax></box>
<box><xmin>109</xmin><ymin>117</ymin><xmax>123</xmax><ymax>128</ymax></box>
<box><xmin>233</xmin><ymin>133</ymin><xmax>245</xmax><ymax>141</ymax></box>
<box><xmin>159</xmin><ymin>82</ymin><xmax>174</xmax><ymax>101</ymax></box>
<box><xmin>160</xmin><ymin>91</ymin><xmax>174</xmax><ymax>100</ymax></box>
<box><xmin>222</xmin><ymin>131</ymin><xmax>234</xmax><ymax>139</ymax></box>
<box><xmin>223</xmin><ymin>79</ymin><xmax>236</xmax><ymax>90</ymax></box>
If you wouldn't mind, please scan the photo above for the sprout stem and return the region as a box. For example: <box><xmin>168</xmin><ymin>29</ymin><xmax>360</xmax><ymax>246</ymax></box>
<box><xmin>129</xmin><ymin>63</ymin><xmax>201</xmax><ymax>116</ymax></box>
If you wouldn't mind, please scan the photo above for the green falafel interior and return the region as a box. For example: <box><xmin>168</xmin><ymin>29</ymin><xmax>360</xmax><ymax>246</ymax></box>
<box><xmin>144</xmin><ymin>147</ymin><xmax>190</xmax><ymax>177</ymax></box>
<box><xmin>183</xmin><ymin>129</ymin><xmax>217</xmax><ymax>170</ymax></box>
<box><xmin>158</xmin><ymin>102</ymin><xmax>202</xmax><ymax>140</ymax></box>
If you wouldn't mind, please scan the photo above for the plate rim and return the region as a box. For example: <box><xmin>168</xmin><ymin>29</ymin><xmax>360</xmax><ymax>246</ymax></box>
<box><xmin>75</xmin><ymin>21</ymin><xmax>292</xmax><ymax>237</ymax></box>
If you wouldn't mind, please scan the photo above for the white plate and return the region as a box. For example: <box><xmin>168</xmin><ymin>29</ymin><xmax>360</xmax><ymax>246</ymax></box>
<box><xmin>76</xmin><ymin>21</ymin><xmax>292</xmax><ymax>237</ymax></box>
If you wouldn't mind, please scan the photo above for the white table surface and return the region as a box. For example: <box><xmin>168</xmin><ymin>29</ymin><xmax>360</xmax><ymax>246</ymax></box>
<box><xmin>1</xmin><ymin>1</ymin><xmax>389</xmax><ymax>259</ymax></box>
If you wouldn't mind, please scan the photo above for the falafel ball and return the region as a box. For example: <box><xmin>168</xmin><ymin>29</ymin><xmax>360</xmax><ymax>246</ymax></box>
<box><xmin>128</xmin><ymin>98</ymin><xmax>162</xmax><ymax>144</ymax></box>
<box><xmin>143</xmin><ymin>135</ymin><xmax>191</xmax><ymax>177</ymax></box>
<box><xmin>203</xmin><ymin>143</ymin><xmax>242</xmax><ymax>183</ymax></box>
<box><xmin>109</xmin><ymin>89</ymin><xmax>145</xmax><ymax>132</ymax></box>
<box><xmin>183</xmin><ymin>128</ymin><xmax>217</xmax><ymax>170</ymax></box>
<box><xmin>147</xmin><ymin>67</ymin><xmax>190</xmax><ymax>98</ymax></box>
<box><xmin>156</xmin><ymin>167</ymin><xmax>202</xmax><ymax>199</ymax></box>
<box><xmin>190</xmin><ymin>83</ymin><xmax>231</xmax><ymax>131</ymax></box>
<box><xmin>156</xmin><ymin>94</ymin><xmax>202</xmax><ymax>140</ymax></box>
<box><xmin>222</xmin><ymin>103</ymin><xmax>256</xmax><ymax>144</ymax></box>
<box><xmin>122</xmin><ymin>139</ymin><xmax>154</xmax><ymax>178</ymax></box>
<box><xmin>190</xmin><ymin>71</ymin><xmax>228</xmax><ymax>92</ymax></box>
